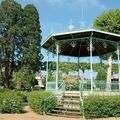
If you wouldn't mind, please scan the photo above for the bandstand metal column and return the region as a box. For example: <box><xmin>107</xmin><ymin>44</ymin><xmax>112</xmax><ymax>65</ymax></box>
<box><xmin>90</xmin><ymin>33</ymin><xmax>93</xmax><ymax>94</ymax></box>
<box><xmin>56</xmin><ymin>41</ymin><xmax>59</xmax><ymax>91</ymax></box>
<box><xmin>46</xmin><ymin>50</ymin><xmax>49</xmax><ymax>91</ymax></box>
<box><xmin>117</xmin><ymin>43</ymin><xmax>120</xmax><ymax>91</ymax></box>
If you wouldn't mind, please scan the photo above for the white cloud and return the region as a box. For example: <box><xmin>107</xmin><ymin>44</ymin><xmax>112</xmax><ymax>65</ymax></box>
<box><xmin>46</xmin><ymin>0</ymin><xmax>66</xmax><ymax>5</ymax></box>
<box><xmin>46</xmin><ymin>0</ymin><xmax>106</xmax><ymax>10</ymax></box>
<box><xmin>88</xmin><ymin>0</ymin><xmax>106</xmax><ymax>10</ymax></box>
<box><xmin>25</xmin><ymin>0</ymin><xmax>41</xmax><ymax>5</ymax></box>
<box><xmin>17</xmin><ymin>0</ymin><xmax>41</xmax><ymax>6</ymax></box>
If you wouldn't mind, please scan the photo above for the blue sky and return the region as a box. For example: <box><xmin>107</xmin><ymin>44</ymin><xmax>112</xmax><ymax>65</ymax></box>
<box><xmin>16</xmin><ymin>0</ymin><xmax>120</xmax><ymax>41</ymax></box>
<box><xmin>1</xmin><ymin>0</ymin><xmax>119</xmax><ymax>77</ymax></box>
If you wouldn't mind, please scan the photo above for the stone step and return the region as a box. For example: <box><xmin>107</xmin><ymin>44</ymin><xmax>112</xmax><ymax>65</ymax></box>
<box><xmin>47</xmin><ymin>92</ymin><xmax>81</xmax><ymax>118</ymax></box>
<box><xmin>65</xmin><ymin>91</ymin><xmax>80</xmax><ymax>94</ymax></box>
<box><xmin>51</xmin><ymin>109</ymin><xmax>80</xmax><ymax>116</ymax></box>
<box><xmin>54</xmin><ymin>107</ymin><xmax>80</xmax><ymax>112</ymax></box>
<box><xmin>47</xmin><ymin>112</ymin><xmax>81</xmax><ymax>118</ymax></box>
<box><xmin>57</xmin><ymin>103</ymin><xmax>80</xmax><ymax>109</ymax></box>
<box><xmin>61</xmin><ymin>99</ymin><xmax>80</xmax><ymax>104</ymax></box>
<box><xmin>62</xmin><ymin>96</ymin><xmax>80</xmax><ymax>101</ymax></box>
<box><xmin>57</xmin><ymin>104</ymin><xmax>63</xmax><ymax>107</ymax></box>
<box><xmin>63</xmin><ymin>94</ymin><xmax>80</xmax><ymax>98</ymax></box>
<box><xmin>61</xmin><ymin>98</ymin><xmax>80</xmax><ymax>102</ymax></box>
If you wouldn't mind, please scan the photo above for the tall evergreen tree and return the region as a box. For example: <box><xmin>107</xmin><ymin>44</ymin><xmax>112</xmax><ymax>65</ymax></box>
<box><xmin>0</xmin><ymin>0</ymin><xmax>42</xmax><ymax>88</ymax></box>
<box><xmin>20</xmin><ymin>4</ymin><xmax>42</xmax><ymax>72</ymax></box>
<box><xmin>0</xmin><ymin>0</ymin><xmax>22</xmax><ymax>87</ymax></box>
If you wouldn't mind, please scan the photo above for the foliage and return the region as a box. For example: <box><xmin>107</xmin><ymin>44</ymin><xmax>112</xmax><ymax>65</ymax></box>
<box><xmin>20</xmin><ymin>4</ymin><xmax>42</xmax><ymax>72</ymax></box>
<box><xmin>43</xmin><ymin>61</ymin><xmax>90</xmax><ymax>74</ymax></box>
<box><xmin>0</xmin><ymin>90</ymin><xmax>23</xmax><ymax>113</ymax></box>
<box><xmin>112</xmin><ymin>64</ymin><xmax>118</xmax><ymax>74</ymax></box>
<box><xmin>12</xmin><ymin>66</ymin><xmax>36</xmax><ymax>89</ymax></box>
<box><xmin>65</xmin><ymin>80</ymin><xmax>79</xmax><ymax>91</ymax></box>
<box><xmin>16</xmin><ymin>91</ymin><xmax>28</xmax><ymax>103</ymax></box>
<box><xmin>93</xmin><ymin>63</ymin><xmax>108</xmax><ymax>81</ymax></box>
<box><xmin>27</xmin><ymin>91</ymin><xmax>57</xmax><ymax>114</ymax></box>
<box><xmin>0</xmin><ymin>0</ymin><xmax>42</xmax><ymax>88</ymax></box>
<box><xmin>63</xmin><ymin>76</ymin><xmax>79</xmax><ymax>91</ymax></box>
<box><xmin>44</xmin><ymin>61</ymin><xmax>119</xmax><ymax>83</ymax></box>
<box><xmin>79</xmin><ymin>62</ymin><xmax>90</xmax><ymax>73</ymax></box>
<box><xmin>83</xmin><ymin>96</ymin><xmax>120</xmax><ymax>119</ymax></box>
<box><xmin>93</xmin><ymin>9</ymin><xmax>120</xmax><ymax>61</ymax></box>
<box><xmin>47</xmin><ymin>69</ymin><xmax>56</xmax><ymax>81</ymax></box>
<box><xmin>60</xmin><ymin>62</ymin><xmax>79</xmax><ymax>74</ymax></box>
<box><xmin>93</xmin><ymin>9</ymin><xmax>120</xmax><ymax>34</ymax></box>
<box><xmin>0</xmin><ymin>0</ymin><xmax>22</xmax><ymax>87</ymax></box>
<box><xmin>0</xmin><ymin>72</ymin><xmax>3</xmax><ymax>86</ymax></box>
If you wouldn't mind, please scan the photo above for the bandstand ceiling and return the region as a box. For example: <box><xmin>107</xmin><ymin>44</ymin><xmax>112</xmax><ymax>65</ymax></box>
<box><xmin>41</xmin><ymin>29</ymin><xmax>120</xmax><ymax>57</ymax></box>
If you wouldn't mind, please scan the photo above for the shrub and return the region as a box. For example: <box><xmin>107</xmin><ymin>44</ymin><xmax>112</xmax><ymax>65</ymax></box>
<box><xmin>16</xmin><ymin>91</ymin><xmax>28</xmax><ymax>103</ymax></box>
<box><xmin>0</xmin><ymin>90</ymin><xmax>23</xmax><ymax>113</ymax></box>
<box><xmin>65</xmin><ymin>81</ymin><xmax>79</xmax><ymax>91</ymax></box>
<box><xmin>28</xmin><ymin>91</ymin><xmax>57</xmax><ymax>114</ymax></box>
<box><xmin>83</xmin><ymin>96</ymin><xmax>120</xmax><ymax>119</ymax></box>
<box><xmin>12</xmin><ymin>66</ymin><xmax>36</xmax><ymax>90</ymax></box>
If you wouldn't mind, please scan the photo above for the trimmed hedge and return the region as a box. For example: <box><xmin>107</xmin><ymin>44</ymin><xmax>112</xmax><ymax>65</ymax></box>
<box><xmin>16</xmin><ymin>91</ymin><xmax>28</xmax><ymax>103</ymax></box>
<box><xmin>83</xmin><ymin>96</ymin><xmax>120</xmax><ymax>119</ymax></box>
<box><xmin>0</xmin><ymin>90</ymin><xmax>23</xmax><ymax>113</ymax></box>
<box><xmin>27</xmin><ymin>91</ymin><xmax>57</xmax><ymax>114</ymax></box>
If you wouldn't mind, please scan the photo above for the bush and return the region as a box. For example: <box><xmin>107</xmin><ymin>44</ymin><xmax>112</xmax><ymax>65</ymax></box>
<box><xmin>83</xmin><ymin>96</ymin><xmax>120</xmax><ymax>119</ymax></box>
<box><xmin>65</xmin><ymin>81</ymin><xmax>79</xmax><ymax>91</ymax></box>
<box><xmin>0</xmin><ymin>90</ymin><xmax>23</xmax><ymax>113</ymax></box>
<box><xmin>16</xmin><ymin>91</ymin><xmax>28</xmax><ymax>103</ymax></box>
<box><xmin>12</xmin><ymin>66</ymin><xmax>36</xmax><ymax>90</ymax></box>
<box><xmin>28</xmin><ymin>91</ymin><xmax>57</xmax><ymax>114</ymax></box>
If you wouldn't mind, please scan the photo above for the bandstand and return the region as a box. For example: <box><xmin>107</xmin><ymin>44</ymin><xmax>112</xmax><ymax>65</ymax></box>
<box><xmin>41</xmin><ymin>29</ymin><xmax>120</xmax><ymax>95</ymax></box>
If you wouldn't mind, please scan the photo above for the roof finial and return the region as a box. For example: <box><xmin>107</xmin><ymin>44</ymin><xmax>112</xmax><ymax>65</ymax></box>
<box><xmin>68</xmin><ymin>19</ymin><xmax>74</xmax><ymax>31</ymax></box>
<box><xmin>80</xmin><ymin>2</ymin><xmax>85</xmax><ymax>29</ymax></box>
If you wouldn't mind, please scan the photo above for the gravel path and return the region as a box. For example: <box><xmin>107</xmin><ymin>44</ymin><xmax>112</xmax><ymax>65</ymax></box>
<box><xmin>0</xmin><ymin>106</ymin><xmax>119</xmax><ymax>120</ymax></box>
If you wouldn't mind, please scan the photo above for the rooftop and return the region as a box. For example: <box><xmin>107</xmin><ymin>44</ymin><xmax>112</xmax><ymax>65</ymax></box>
<box><xmin>42</xmin><ymin>29</ymin><xmax>120</xmax><ymax>57</ymax></box>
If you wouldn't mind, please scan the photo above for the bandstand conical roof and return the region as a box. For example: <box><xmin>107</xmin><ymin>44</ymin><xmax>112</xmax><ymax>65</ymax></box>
<box><xmin>41</xmin><ymin>29</ymin><xmax>120</xmax><ymax>57</ymax></box>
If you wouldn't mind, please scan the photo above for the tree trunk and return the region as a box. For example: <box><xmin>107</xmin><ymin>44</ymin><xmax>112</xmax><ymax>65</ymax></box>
<box><xmin>106</xmin><ymin>55</ymin><xmax>112</xmax><ymax>91</ymax></box>
<box><xmin>10</xmin><ymin>47</ymin><xmax>15</xmax><ymax>76</ymax></box>
<box><xmin>4</xmin><ymin>48</ymin><xmax>10</xmax><ymax>88</ymax></box>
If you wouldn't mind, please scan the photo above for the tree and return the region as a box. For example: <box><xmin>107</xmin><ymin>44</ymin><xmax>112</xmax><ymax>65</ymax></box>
<box><xmin>93</xmin><ymin>9</ymin><xmax>120</xmax><ymax>34</ymax></box>
<box><xmin>0</xmin><ymin>0</ymin><xmax>22</xmax><ymax>88</ymax></box>
<box><xmin>0</xmin><ymin>0</ymin><xmax>42</xmax><ymax>88</ymax></box>
<box><xmin>93</xmin><ymin>9</ymin><xmax>120</xmax><ymax>62</ymax></box>
<box><xmin>93</xmin><ymin>63</ymin><xmax>108</xmax><ymax>81</ymax></box>
<box><xmin>93</xmin><ymin>9</ymin><xmax>120</xmax><ymax>90</ymax></box>
<box><xmin>93</xmin><ymin>8</ymin><xmax>120</xmax><ymax>62</ymax></box>
<box><xmin>20</xmin><ymin>4</ymin><xmax>42</xmax><ymax>72</ymax></box>
<box><xmin>79</xmin><ymin>62</ymin><xmax>90</xmax><ymax>80</ymax></box>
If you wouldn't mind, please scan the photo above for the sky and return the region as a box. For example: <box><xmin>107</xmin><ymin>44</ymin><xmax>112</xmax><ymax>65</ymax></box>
<box><xmin>1</xmin><ymin>0</ymin><xmax>120</xmax><ymax>77</ymax></box>
<box><xmin>16</xmin><ymin>0</ymin><xmax>120</xmax><ymax>64</ymax></box>
<box><xmin>16</xmin><ymin>0</ymin><xmax>120</xmax><ymax>41</ymax></box>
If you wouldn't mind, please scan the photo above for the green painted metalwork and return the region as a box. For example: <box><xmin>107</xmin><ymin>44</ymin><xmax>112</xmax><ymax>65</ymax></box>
<box><xmin>46</xmin><ymin>81</ymin><xmax>65</xmax><ymax>94</ymax></box>
<box><xmin>90</xmin><ymin>32</ymin><xmax>93</xmax><ymax>94</ymax></box>
<box><xmin>117</xmin><ymin>43</ymin><xmax>120</xmax><ymax>91</ymax></box>
<box><xmin>57</xmin><ymin>37</ymin><xmax>90</xmax><ymax>42</ymax></box>
<box><xmin>43</xmin><ymin>29</ymin><xmax>120</xmax><ymax>96</ymax></box>
<box><xmin>56</xmin><ymin>41</ymin><xmax>59</xmax><ymax>91</ymax></box>
<box><xmin>46</xmin><ymin>50</ymin><xmax>49</xmax><ymax>91</ymax></box>
<box><xmin>92</xmin><ymin>37</ymin><xmax>118</xmax><ymax>44</ymax></box>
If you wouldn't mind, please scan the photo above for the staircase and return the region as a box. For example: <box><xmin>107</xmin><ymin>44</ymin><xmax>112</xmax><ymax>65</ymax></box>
<box><xmin>47</xmin><ymin>91</ymin><xmax>81</xmax><ymax>118</ymax></box>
